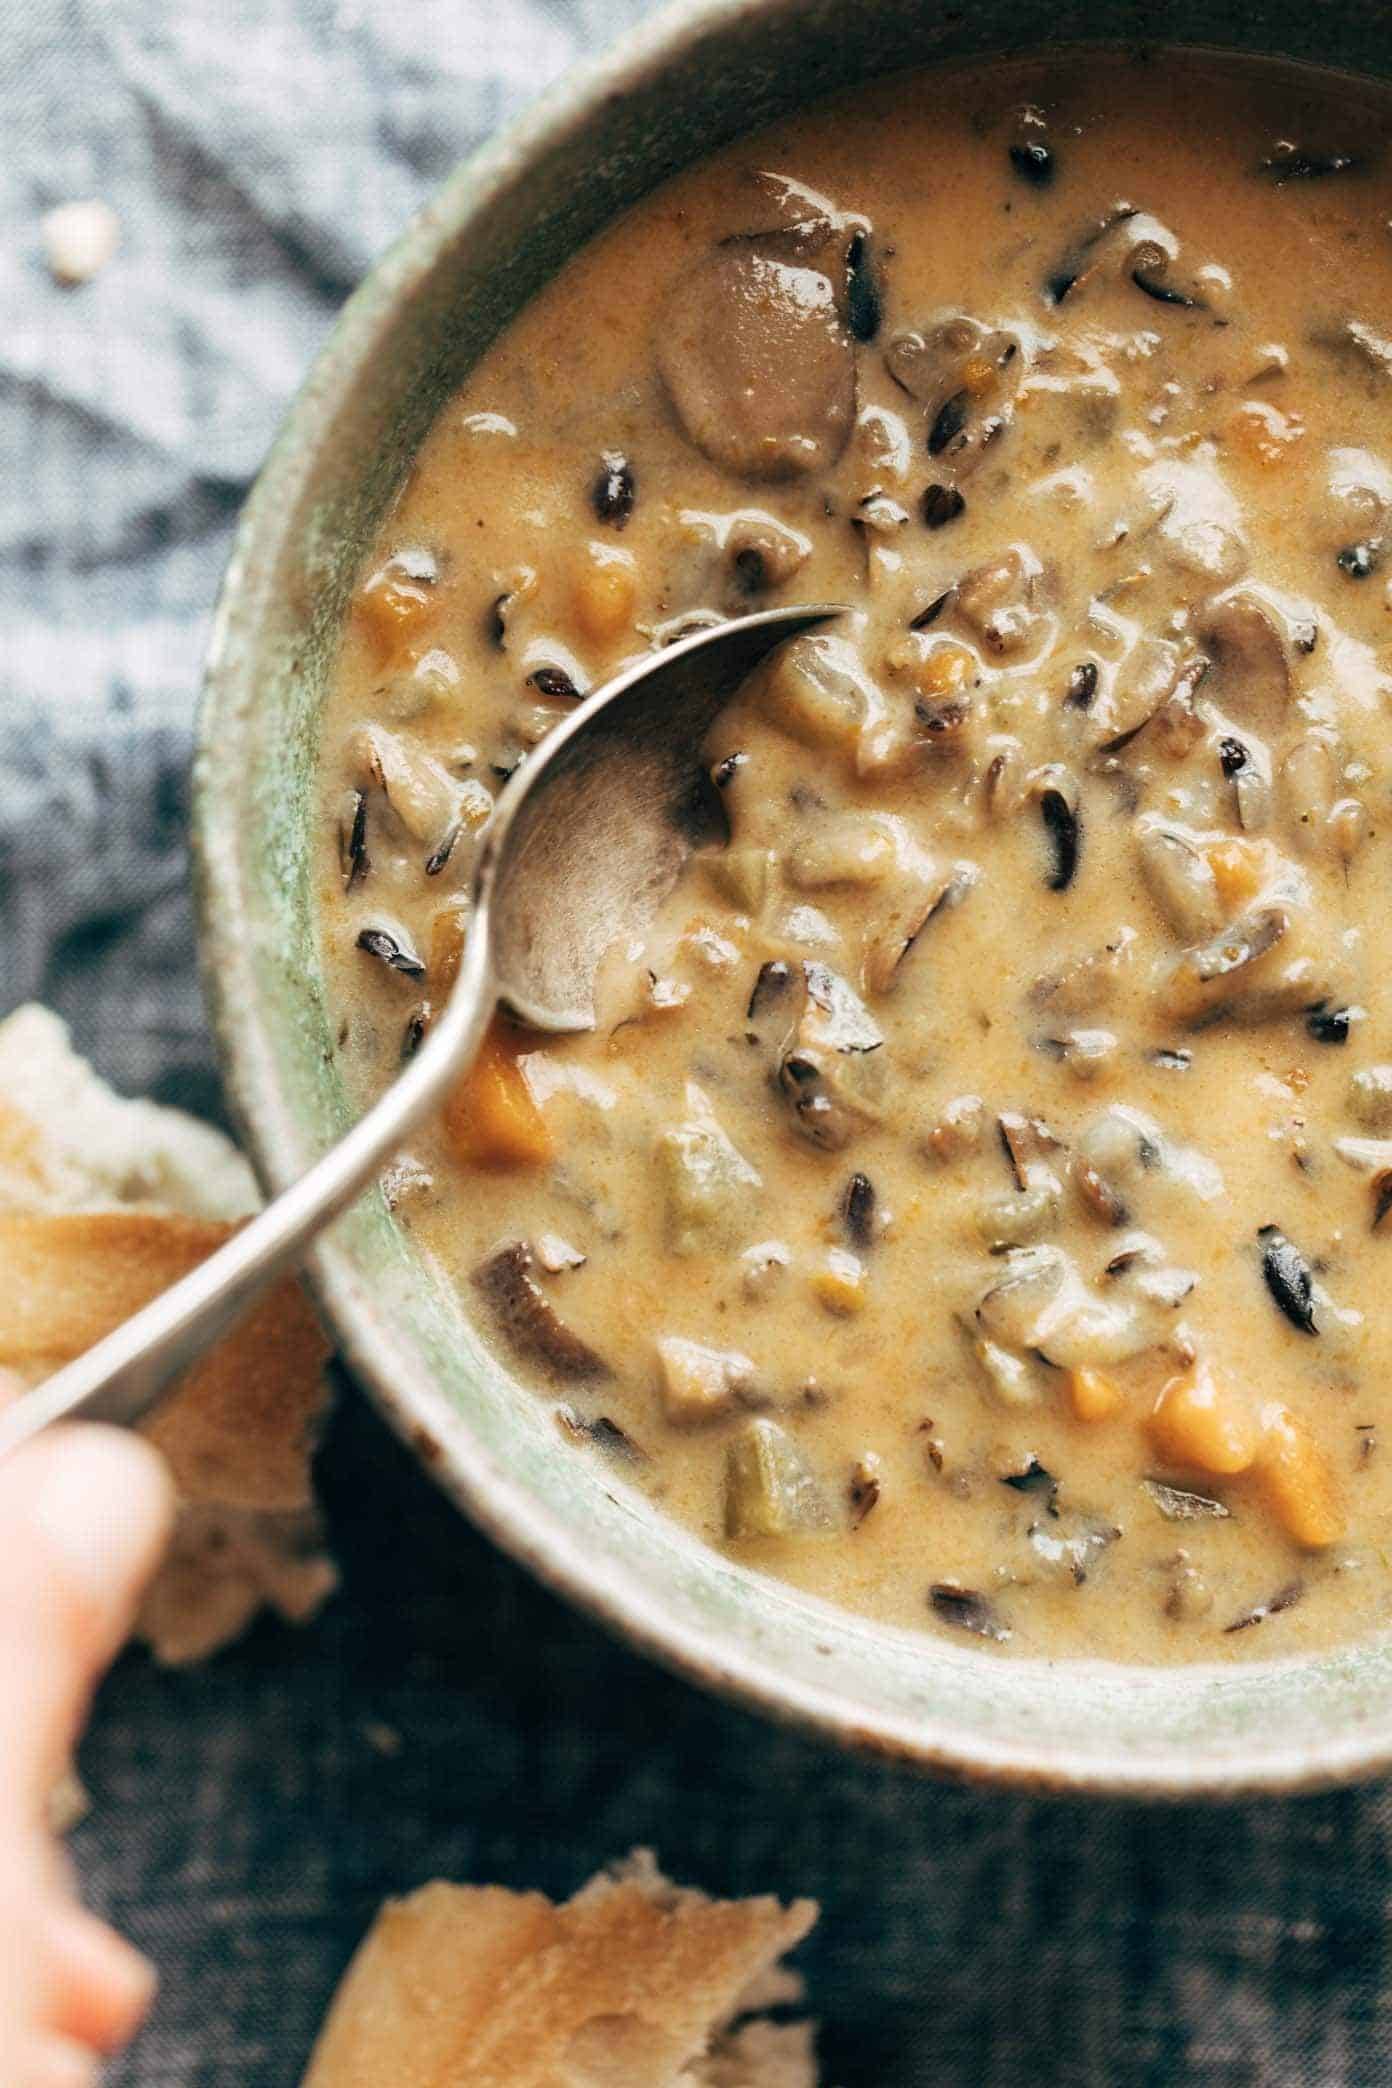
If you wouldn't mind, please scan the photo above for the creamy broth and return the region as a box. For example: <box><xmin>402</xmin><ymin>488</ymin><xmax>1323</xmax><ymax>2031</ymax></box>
<box><xmin>317</xmin><ymin>51</ymin><xmax>1392</xmax><ymax>1662</ymax></box>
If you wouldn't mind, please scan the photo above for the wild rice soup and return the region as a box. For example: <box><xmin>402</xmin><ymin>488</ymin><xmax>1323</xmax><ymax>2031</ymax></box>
<box><xmin>319</xmin><ymin>52</ymin><xmax>1392</xmax><ymax>1662</ymax></box>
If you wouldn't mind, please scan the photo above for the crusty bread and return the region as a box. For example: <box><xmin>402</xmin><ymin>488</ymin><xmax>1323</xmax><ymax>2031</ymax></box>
<box><xmin>0</xmin><ymin>1005</ymin><xmax>261</xmax><ymax>1221</ymax></box>
<box><xmin>0</xmin><ymin>1004</ymin><xmax>336</xmax><ymax>1662</ymax></box>
<box><xmin>302</xmin><ymin>1852</ymin><xmax>819</xmax><ymax>2088</ymax></box>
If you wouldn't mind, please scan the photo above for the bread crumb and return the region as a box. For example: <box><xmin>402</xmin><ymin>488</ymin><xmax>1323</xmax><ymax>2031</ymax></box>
<box><xmin>362</xmin><ymin>1720</ymin><xmax>403</xmax><ymax>1758</ymax></box>
<box><xmin>42</xmin><ymin>199</ymin><xmax>120</xmax><ymax>286</ymax></box>
<box><xmin>302</xmin><ymin>1850</ymin><xmax>818</xmax><ymax>2086</ymax></box>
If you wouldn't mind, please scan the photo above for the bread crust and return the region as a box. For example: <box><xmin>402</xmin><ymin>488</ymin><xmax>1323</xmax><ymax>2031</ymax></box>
<box><xmin>302</xmin><ymin>1860</ymin><xmax>818</xmax><ymax>2088</ymax></box>
<box><xmin>0</xmin><ymin>1004</ymin><xmax>335</xmax><ymax>1660</ymax></box>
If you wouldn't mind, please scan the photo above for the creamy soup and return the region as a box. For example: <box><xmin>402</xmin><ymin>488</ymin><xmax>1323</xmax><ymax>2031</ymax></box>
<box><xmin>317</xmin><ymin>50</ymin><xmax>1392</xmax><ymax>1663</ymax></box>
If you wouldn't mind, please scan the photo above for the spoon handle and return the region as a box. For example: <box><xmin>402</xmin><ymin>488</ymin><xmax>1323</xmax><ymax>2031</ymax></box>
<box><xmin>0</xmin><ymin>943</ymin><xmax>494</xmax><ymax>1459</ymax></box>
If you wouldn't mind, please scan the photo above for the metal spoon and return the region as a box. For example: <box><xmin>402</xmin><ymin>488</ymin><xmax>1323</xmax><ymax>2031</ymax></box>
<box><xmin>0</xmin><ymin>604</ymin><xmax>837</xmax><ymax>1457</ymax></box>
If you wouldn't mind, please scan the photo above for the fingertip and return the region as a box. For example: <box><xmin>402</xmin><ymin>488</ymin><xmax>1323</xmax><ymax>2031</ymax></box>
<box><xmin>23</xmin><ymin>1426</ymin><xmax>176</xmax><ymax>1618</ymax></box>
<box><xmin>0</xmin><ymin>1429</ymin><xmax>175</xmax><ymax>1820</ymax></box>
<box><xmin>46</xmin><ymin>1908</ymin><xmax>156</xmax><ymax>2054</ymax></box>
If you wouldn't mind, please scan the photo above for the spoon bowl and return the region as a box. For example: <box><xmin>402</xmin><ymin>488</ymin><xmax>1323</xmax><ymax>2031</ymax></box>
<box><xmin>0</xmin><ymin>605</ymin><xmax>835</xmax><ymax>1458</ymax></box>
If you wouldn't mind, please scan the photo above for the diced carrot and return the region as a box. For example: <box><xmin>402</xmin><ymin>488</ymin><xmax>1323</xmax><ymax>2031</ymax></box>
<box><xmin>444</xmin><ymin>1024</ymin><xmax>553</xmax><ymax>1170</ymax></box>
<box><xmin>572</xmin><ymin>542</ymin><xmax>637</xmax><ymax>646</ymax></box>
<box><xmin>1206</xmin><ymin>838</ymin><xmax>1271</xmax><ymax>909</ymax></box>
<box><xmin>910</xmin><ymin>642</ymin><xmax>974</xmax><ymax>700</ymax></box>
<box><xmin>1149</xmin><ymin>1359</ymin><xmax>1260</xmax><ymax>1475</ymax></box>
<box><xmin>1257</xmin><ymin>1403</ymin><xmax>1344</xmax><ymax>1548</ymax></box>
<box><xmin>811</xmin><ymin>1248</ymin><xmax>866</xmax><ymax>1317</ymax></box>
<box><xmin>1068</xmin><ymin>1366</ymin><xmax>1123</xmax><ymax>1423</ymax></box>
<box><xmin>355</xmin><ymin>554</ymin><xmax>438</xmax><ymax>661</ymax></box>
<box><xmin>1227</xmin><ymin>400</ymin><xmax>1304</xmax><ymax>469</ymax></box>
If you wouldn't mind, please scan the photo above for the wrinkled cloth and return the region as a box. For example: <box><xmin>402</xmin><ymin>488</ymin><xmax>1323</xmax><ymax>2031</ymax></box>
<box><xmin>3</xmin><ymin>4</ymin><xmax>1392</xmax><ymax>2083</ymax></box>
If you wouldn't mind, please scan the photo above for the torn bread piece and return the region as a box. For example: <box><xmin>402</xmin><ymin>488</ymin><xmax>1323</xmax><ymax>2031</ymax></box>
<box><xmin>302</xmin><ymin>1850</ymin><xmax>819</xmax><ymax>2088</ymax></box>
<box><xmin>0</xmin><ymin>1004</ymin><xmax>336</xmax><ymax>1663</ymax></box>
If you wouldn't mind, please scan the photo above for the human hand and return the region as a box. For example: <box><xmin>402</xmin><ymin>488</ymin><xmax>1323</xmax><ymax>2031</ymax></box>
<box><xmin>0</xmin><ymin>1426</ymin><xmax>174</xmax><ymax>2086</ymax></box>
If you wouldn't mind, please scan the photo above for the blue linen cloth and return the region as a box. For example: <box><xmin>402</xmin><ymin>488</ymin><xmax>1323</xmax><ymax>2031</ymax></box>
<box><xmin>3</xmin><ymin>4</ymin><xmax>1390</xmax><ymax>2080</ymax></box>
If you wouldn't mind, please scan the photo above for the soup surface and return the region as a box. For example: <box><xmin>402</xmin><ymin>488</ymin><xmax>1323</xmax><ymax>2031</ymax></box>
<box><xmin>318</xmin><ymin>50</ymin><xmax>1392</xmax><ymax>1663</ymax></box>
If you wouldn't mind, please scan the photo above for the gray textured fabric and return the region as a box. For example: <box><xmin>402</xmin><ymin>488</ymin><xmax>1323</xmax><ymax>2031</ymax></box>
<box><xmin>4</xmin><ymin>4</ymin><xmax>1392</xmax><ymax>2083</ymax></box>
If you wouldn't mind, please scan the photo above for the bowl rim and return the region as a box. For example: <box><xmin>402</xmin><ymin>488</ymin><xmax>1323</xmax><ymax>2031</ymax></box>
<box><xmin>193</xmin><ymin>0</ymin><xmax>1392</xmax><ymax>1800</ymax></box>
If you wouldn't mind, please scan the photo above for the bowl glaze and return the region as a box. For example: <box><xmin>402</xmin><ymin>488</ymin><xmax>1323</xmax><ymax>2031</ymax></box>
<box><xmin>194</xmin><ymin>0</ymin><xmax>1392</xmax><ymax>1795</ymax></box>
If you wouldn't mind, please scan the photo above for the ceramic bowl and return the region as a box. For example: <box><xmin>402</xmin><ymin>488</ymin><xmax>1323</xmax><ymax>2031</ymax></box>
<box><xmin>194</xmin><ymin>0</ymin><xmax>1392</xmax><ymax>1795</ymax></box>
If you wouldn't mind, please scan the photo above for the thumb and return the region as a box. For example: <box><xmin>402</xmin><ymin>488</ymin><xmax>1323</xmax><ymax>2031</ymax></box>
<box><xmin>0</xmin><ymin>1427</ymin><xmax>175</xmax><ymax>1819</ymax></box>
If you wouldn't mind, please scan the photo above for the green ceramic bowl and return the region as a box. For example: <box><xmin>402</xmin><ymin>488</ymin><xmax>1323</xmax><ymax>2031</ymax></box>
<box><xmin>194</xmin><ymin>0</ymin><xmax>1392</xmax><ymax>1796</ymax></box>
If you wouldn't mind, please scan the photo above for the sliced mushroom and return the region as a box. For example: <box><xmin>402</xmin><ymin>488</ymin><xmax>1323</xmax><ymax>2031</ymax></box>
<box><xmin>762</xmin><ymin>636</ymin><xmax>960</xmax><ymax>785</ymax></box>
<box><xmin>1030</xmin><ymin>927</ymin><xmax>1136</xmax><ymax>1017</ymax></box>
<box><xmin>955</xmin><ymin>545</ymin><xmax>1047</xmax><ymax>656</ymax></box>
<box><xmin>1138</xmin><ymin>820</ymin><xmax>1227</xmax><ymax>942</ymax></box>
<box><xmin>474</xmin><ymin>1241</ymin><xmax>611</xmax><ymax>1381</ymax></box>
<box><xmin>730</xmin><ymin>169</ymin><xmax>845</xmax><ymax>255</ymax></box>
<box><xmin>1279</xmin><ymin>732</ymin><xmax>1340</xmax><ymax>857</ymax></box>
<box><xmin>1163</xmin><ymin>902</ymin><xmax>1291</xmax><ymax>1023</ymax></box>
<box><xmin>355</xmin><ymin>724</ymin><xmax>463</xmax><ymax>849</ymax></box>
<box><xmin>658</xmin><ymin>245</ymin><xmax>856</xmax><ymax>479</ymax></box>
<box><xmin>1203</xmin><ymin>583</ymin><xmax>1315</xmax><ymax>734</ymax></box>
<box><xmin>1086</xmin><ymin>637</ymin><xmax>1190</xmax><ymax>752</ymax></box>
<box><xmin>884</xmin><ymin>312</ymin><xmax>1024</xmax><ymax>478</ymax></box>
<box><xmin>1045</xmin><ymin>204</ymin><xmax>1155</xmax><ymax>303</ymax></box>
<box><xmin>778</xmin><ymin>961</ymin><xmax>885</xmax><ymax>1149</ymax></box>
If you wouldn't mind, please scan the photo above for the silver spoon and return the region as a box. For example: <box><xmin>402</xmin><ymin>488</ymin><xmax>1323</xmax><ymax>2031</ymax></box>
<box><xmin>0</xmin><ymin>604</ymin><xmax>837</xmax><ymax>1458</ymax></box>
